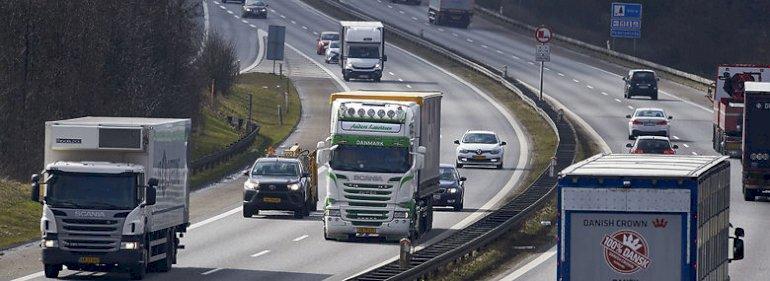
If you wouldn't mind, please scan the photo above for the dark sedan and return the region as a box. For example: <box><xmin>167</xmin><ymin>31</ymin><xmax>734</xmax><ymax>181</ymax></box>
<box><xmin>242</xmin><ymin>0</ymin><xmax>268</xmax><ymax>18</ymax></box>
<box><xmin>432</xmin><ymin>164</ymin><xmax>466</xmax><ymax>211</ymax></box>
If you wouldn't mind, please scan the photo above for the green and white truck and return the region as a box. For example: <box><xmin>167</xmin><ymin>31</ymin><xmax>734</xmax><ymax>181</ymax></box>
<box><xmin>317</xmin><ymin>91</ymin><xmax>442</xmax><ymax>242</ymax></box>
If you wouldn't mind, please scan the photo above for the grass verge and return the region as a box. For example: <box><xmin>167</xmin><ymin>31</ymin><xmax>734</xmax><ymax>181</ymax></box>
<box><xmin>0</xmin><ymin>72</ymin><xmax>301</xmax><ymax>250</ymax></box>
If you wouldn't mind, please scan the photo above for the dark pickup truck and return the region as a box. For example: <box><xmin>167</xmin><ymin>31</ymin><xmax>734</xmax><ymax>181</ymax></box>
<box><xmin>243</xmin><ymin>152</ymin><xmax>318</xmax><ymax>218</ymax></box>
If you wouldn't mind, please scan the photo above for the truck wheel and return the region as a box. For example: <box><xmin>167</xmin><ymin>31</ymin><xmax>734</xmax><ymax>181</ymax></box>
<box><xmin>744</xmin><ymin>189</ymin><xmax>757</xmax><ymax>201</ymax></box>
<box><xmin>652</xmin><ymin>93</ymin><xmax>659</xmax><ymax>100</ymax></box>
<box><xmin>44</xmin><ymin>264</ymin><xmax>61</xmax><ymax>278</ymax></box>
<box><xmin>343</xmin><ymin>74</ymin><xmax>350</xmax><ymax>82</ymax></box>
<box><xmin>155</xmin><ymin>230</ymin><xmax>174</xmax><ymax>272</ymax></box>
<box><xmin>243</xmin><ymin>205</ymin><xmax>254</xmax><ymax>217</ymax></box>
<box><xmin>373</xmin><ymin>76</ymin><xmax>381</xmax><ymax>82</ymax></box>
<box><xmin>130</xmin><ymin>249</ymin><xmax>148</xmax><ymax>280</ymax></box>
<box><xmin>496</xmin><ymin>163</ymin><xmax>503</xmax><ymax>169</ymax></box>
<box><xmin>453</xmin><ymin>199</ymin><xmax>463</xmax><ymax>211</ymax></box>
<box><xmin>455</xmin><ymin>163</ymin><xmax>463</xmax><ymax>168</ymax></box>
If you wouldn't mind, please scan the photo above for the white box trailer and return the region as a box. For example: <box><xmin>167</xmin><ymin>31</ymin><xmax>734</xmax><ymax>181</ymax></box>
<box><xmin>339</xmin><ymin>21</ymin><xmax>386</xmax><ymax>82</ymax></box>
<box><xmin>557</xmin><ymin>154</ymin><xmax>745</xmax><ymax>281</ymax></box>
<box><xmin>32</xmin><ymin>117</ymin><xmax>190</xmax><ymax>280</ymax></box>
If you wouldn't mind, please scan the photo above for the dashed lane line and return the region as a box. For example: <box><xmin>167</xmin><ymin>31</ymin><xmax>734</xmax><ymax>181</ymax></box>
<box><xmin>251</xmin><ymin>250</ymin><xmax>271</xmax><ymax>257</ymax></box>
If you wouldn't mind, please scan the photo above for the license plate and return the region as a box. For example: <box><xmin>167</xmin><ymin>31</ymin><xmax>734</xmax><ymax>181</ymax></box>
<box><xmin>639</xmin><ymin>85</ymin><xmax>649</xmax><ymax>89</ymax></box>
<box><xmin>433</xmin><ymin>194</ymin><xmax>442</xmax><ymax>200</ymax></box>
<box><xmin>644</xmin><ymin>122</ymin><xmax>655</xmax><ymax>126</ymax></box>
<box><xmin>356</xmin><ymin>227</ymin><xmax>377</xmax><ymax>234</ymax></box>
<box><xmin>263</xmin><ymin>197</ymin><xmax>281</xmax><ymax>203</ymax></box>
<box><xmin>79</xmin><ymin>256</ymin><xmax>100</xmax><ymax>264</ymax></box>
<box><xmin>473</xmin><ymin>155</ymin><xmax>486</xmax><ymax>160</ymax></box>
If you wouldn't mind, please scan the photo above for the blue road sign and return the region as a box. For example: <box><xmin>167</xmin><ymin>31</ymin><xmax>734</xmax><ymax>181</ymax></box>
<box><xmin>610</xmin><ymin>2</ymin><xmax>642</xmax><ymax>39</ymax></box>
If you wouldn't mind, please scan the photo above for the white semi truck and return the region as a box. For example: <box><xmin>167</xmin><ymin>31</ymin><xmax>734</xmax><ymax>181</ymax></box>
<box><xmin>31</xmin><ymin>117</ymin><xmax>190</xmax><ymax>280</ymax></box>
<box><xmin>557</xmin><ymin>154</ymin><xmax>745</xmax><ymax>281</ymax></box>
<box><xmin>317</xmin><ymin>91</ymin><xmax>441</xmax><ymax>242</ymax></box>
<box><xmin>339</xmin><ymin>21</ymin><xmax>387</xmax><ymax>82</ymax></box>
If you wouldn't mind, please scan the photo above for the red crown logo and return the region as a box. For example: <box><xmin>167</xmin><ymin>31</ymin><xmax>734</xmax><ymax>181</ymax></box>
<box><xmin>652</xmin><ymin>218</ymin><xmax>668</xmax><ymax>228</ymax></box>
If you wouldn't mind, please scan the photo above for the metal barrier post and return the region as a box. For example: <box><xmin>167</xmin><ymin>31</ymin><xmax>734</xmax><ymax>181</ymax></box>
<box><xmin>399</xmin><ymin>238</ymin><xmax>412</xmax><ymax>269</ymax></box>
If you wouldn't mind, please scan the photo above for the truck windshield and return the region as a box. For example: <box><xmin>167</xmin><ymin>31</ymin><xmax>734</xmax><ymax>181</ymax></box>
<box><xmin>330</xmin><ymin>145</ymin><xmax>411</xmax><ymax>173</ymax></box>
<box><xmin>46</xmin><ymin>172</ymin><xmax>138</xmax><ymax>210</ymax></box>
<box><xmin>347</xmin><ymin>45</ymin><xmax>380</xmax><ymax>59</ymax></box>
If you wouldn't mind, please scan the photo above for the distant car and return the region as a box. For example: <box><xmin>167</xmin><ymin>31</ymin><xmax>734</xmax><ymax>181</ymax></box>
<box><xmin>325</xmin><ymin>41</ymin><xmax>340</xmax><ymax>64</ymax></box>
<box><xmin>432</xmin><ymin>164</ymin><xmax>467</xmax><ymax>211</ymax></box>
<box><xmin>626</xmin><ymin>107</ymin><xmax>672</xmax><ymax>139</ymax></box>
<box><xmin>626</xmin><ymin>136</ymin><xmax>678</xmax><ymax>154</ymax></box>
<box><xmin>242</xmin><ymin>157</ymin><xmax>316</xmax><ymax>218</ymax></box>
<box><xmin>223</xmin><ymin>0</ymin><xmax>245</xmax><ymax>4</ymax></box>
<box><xmin>242</xmin><ymin>0</ymin><xmax>268</xmax><ymax>18</ymax></box>
<box><xmin>624</xmin><ymin>69</ymin><xmax>660</xmax><ymax>100</ymax></box>
<box><xmin>454</xmin><ymin>130</ymin><xmax>507</xmax><ymax>169</ymax></box>
<box><xmin>316</xmin><ymin>31</ymin><xmax>340</xmax><ymax>55</ymax></box>
<box><xmin>390</xmin><ymin>0</ymin><xmax>421</xmax><ymax>4</ymax></box>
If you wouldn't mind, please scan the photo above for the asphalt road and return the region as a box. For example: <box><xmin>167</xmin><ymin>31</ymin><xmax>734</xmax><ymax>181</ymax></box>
<box><xmin>337</xmin><ymin>1</ymin><xmax>767</xmax><ymax>280</ymax></box>
<box><xmin>4</xmin><ymin>0</ymin><xmax>531</xmax><ymax>280</ymax></box>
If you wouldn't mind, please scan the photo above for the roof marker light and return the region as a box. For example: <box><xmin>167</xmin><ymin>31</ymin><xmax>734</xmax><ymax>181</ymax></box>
<box><xmin>367</xmin><ymin>109</ymin><xmax>375</xmax><ymax>117</ymax></box>
<box><xmin>377</xmin><ymin>109</ymin><xmax>386</xmax><ymax>118</ymax></box>
<box><xmin>357</xmin><ymin>108</ymin><xmax>366</xmax><ymax>117</ymax></box>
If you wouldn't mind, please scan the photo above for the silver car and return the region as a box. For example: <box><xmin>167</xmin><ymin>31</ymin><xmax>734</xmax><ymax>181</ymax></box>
<box><xmin>325</xmin><ymin>41</ymin><xmax>340</xmax><ymax>64</ymax></box>
<box><xmin>626</xmin><ymin>108</ymin><xmax>672</xmax><ymax>139</ymax></box>
<box><xmin>454</xmin><ymin>130</ymin><xmax>507</xmax><ymax>169</ymax></box>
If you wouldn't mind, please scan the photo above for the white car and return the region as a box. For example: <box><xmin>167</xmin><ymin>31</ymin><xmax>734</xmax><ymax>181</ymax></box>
<box><xmin>325</xmin><ymin>41</ymin><xmax>340</xmax><ymax>64</ymax></box>
<box><xmin>454</xmin><ymin>130</ymin><xmax>506</xmax><ymax>169</ymax></box>
<box><xmin>626</xmin><ymin>108</ymin><xmax>672</xmax><ymax>139</ymax></box>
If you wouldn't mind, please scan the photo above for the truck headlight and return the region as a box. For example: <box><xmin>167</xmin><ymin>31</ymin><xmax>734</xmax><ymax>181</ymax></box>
<box><xmin>394</xmin><ymin>211</ymin><xmax>409</xmax><ymax>218</ymax></box>
<box><xmin>375</xmin><ymin>63</ymin><xmax>381</xmax><ymax>69</ymax></box>
<box><xmin>120</xmin><ymin>242</ymin><xmax>139</xmax><ymax>250</ymax></box>
<box><xmin>244</xmin><ymin>180</ymin><xmax>259</xmax><ymax>190</ymax></box>
<box><xmin>345</xmin><ymin>61</ymin><xmax>353</xmax><ymax>68</ymax></box>
<box><xmin>448</xmin><ymin>188</ymin><xmax>458</xmax><ymax>194</ymax></box>
<box><xmin>288</xmin><ymin>183</ymin><xmax>300</xmax><ymax>191</ymax></box>
<box><xmin>42</xmin><ymin>239</ymin><xmax>58</xmax><ymax>248</ymax></box>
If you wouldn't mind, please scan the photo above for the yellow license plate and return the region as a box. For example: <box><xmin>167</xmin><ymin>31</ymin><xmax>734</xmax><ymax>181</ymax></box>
<box><xmin>473</xmin><ymin>155</ymin><xmax>486</xmax><ymax>160</ymax></box>
<box><xmin>356</xmin><ymin>227</ymin><xmax>377</xmax><ymax>234</ymax></box>
<box><xmin>263</xmin><ymin>197</ymin><xmax>281</xmax><ymax>203</ymax></box>
<box><xmin>79</xmin><ymin>256</ymin><xmax>100</xmax><ymax>264</ymax></box>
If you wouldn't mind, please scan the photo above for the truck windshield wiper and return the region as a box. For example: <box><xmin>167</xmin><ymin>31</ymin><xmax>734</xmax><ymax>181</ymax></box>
<box><xmin>49</xmin><ymin>200</ymin><xmax>82</xmax><ymax>209</ymax></box>
<box><xmin>86</xmin><ymin>202</ymin><xmax>129</xmax><ymax>210</ymax></box>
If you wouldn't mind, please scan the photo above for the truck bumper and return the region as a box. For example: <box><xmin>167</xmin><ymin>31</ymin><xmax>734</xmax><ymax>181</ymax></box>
<box><xmin>42</xmin><ymin>247</ymin><xmax>142</xmax><ymax>267</ymax></box>
<box><xmin>324</xmin><ymin>215</ymin><xmax>410</xmax><ymax>238</ymax></box>
<box><xmin>244</xmin><ymin>190</ymin><xmax>305</xmax><ymax>211</ymax></box>
<box><xmin>343</xmin><ymin>69</ymin><xmax>382</xmax><ymax>80</ymax></box>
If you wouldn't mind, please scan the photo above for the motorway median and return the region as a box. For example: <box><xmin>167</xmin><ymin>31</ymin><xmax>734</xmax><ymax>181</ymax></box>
<box><xmin>0</xmin><ymin>72</ymin><xmax>300</xmax><ymax>250</ymax></box>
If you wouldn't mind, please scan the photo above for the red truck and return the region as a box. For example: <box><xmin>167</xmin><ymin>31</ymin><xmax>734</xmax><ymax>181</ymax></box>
<box><xmin>711</xmin><ymin>64</ymin><xmax>769</xmax><ymax>157</ymax></box>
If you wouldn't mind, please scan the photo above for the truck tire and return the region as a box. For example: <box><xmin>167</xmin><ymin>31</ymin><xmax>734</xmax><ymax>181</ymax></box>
<box><xmin>130</xmin><ymin>249</ymin><xmax>149</xmax><ymax>280</ymax></box>
<box><xmin>453</xmin><ymin>199</ymin><xmax>464</xmax><ymax>211</ymax></box>
<box><xmin>155</xmin><ymin>230</ymin><xmax>174</xmax><ymax>272</ymax></box>
<box><xmin>373</xmin><ymin>76</ymin><xmax>381</xmax><ymax>82</ymax></box>
<box><xmin>343</xmin><ymin>74</ymin><xmax>350</xmax><ymax>82</ymax></box>
<box><xmin>652</xmin><ymin>93</ymin><xmax>659</xmax><ymax>100</ymax></box>
<box><xmin>744</xmin><ymin>188</ymin><xmax>757</xmax><ymax>201</ymax></box>
<box><xmin>243</xmin><ymin>205</ymin><xmax>255</xmax><ymax>217</ymax></box>
<box><xmin>455</xmin><ymin>163</ymin><xmax>463</xmax><ymax>168</ymax></box>
<box><xmin>44</xmin><ymin>264</ymin><xmax>61</xmax><ymax>278</ymax></box>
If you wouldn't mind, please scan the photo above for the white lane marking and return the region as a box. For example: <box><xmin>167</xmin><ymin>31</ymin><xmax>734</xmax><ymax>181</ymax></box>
<box><xmin>496</xmin><ymin>50</ymin><xmax>504</xmax><ymax>54</ymax></box>
<box><xmin>692</xmin><ymin>152</ymin><xmax>698</xmax><ymax>155</ymax></box>
<box><xmin>202</xmin><ymin>268</ymin><xmax>224</xmax><ymax>275</ymax></box>
<box><xmin>614</xmin><ymin>98</ymin><xmax>622</xmax><ymax>103</ymax></box>
<box><xmin>292</xmin><ymin>234</ymin><xmax>309</xmax><ymax>242</ymax></box>
<box><xmin>481</xmin><ymin>45</ymin><xmax>489</xmax><ymax>49</ymax></box>
<box><xmin>683</xmin><ymin>144</ymin><xmax>690</xmax><ymax>148</ymax></box>
<box><xmin>189</xmin><ymin>206</ymin><xmax>243</xmax><ymax>230</ymax></box>
<box><xmin>398</xmin><ymin>78</ymin><xmax>404</xmax><ymax>82</ymax></box>
<box><xmin>233</xmin><ymin>15</ymin><xmax>239</xmax><ymax>19</ymax></box>
<box><xmin>280</xmin><ymin>15</ymin><xmax>286</xmax><ymax>19</ymax></box>
<box><xmin>572</xmin><ymin>79</ymin><xmax>580</xmax><ymax>83</ymax></box>
<box><xmin>291</xmin><ymin>20</ymin><xmax>296</xmax><ymax>24</ymax></box>
<box><xmin>452</xmin><ymin>33</ymin><xmax>459</xmax><ymax>37</ymax></box>
<box><xmin>406</xmin><ymin>84</ymin><xmax>412</xmax><ymax>88</ymax></box>
<box><xmin>269</xmin><ymin>8</ymin><xmax>276</xmax><ymax>12</ymax></box>
<box><xmin>219</xmin><ymin>5</ymin><xmax>226</xmax><ymax>9</ymax></box>
<box><xmin>499</xmin><ymin>247</ymin><xmax>557</xmax><ymax>281</ymax></box>
<box><xmin>438</xmin><ymin>28</ymin><xmax>445</xmax><ymax>32</ymax></box>
<box><xmin>399</xmin><ymin>10</ymin><xmax>405</xmax><ymax>14</ymax></box>
<box><xmin>660</xmin><ymin>90</ymin><xmax>713</xmax><ymax>113</ymax></box>
<box><xmin>601</xmin><ymin>91</ymin><xmax>608</xmax><ymax>96</ymax></box>
<box><xmin>213</xmin><ymin>0</ymin><xmax>220</xmax><ymax>4</ymax></box>
<box><xmin>284</xmin><ymin>43</ymin><xmax>351</xmax><ymax>91</ymax></box>
<box><xmin>313</xmin><ymin>31</ymin><xmax>319</xmax><ymax>35</ymax></box>
<box><xmin>302</xmin><ymin>26</ymin><xmax>308</xmax><ymax>30</ymax></box>
<box><xmin>527</xmin><ymin>61</ymin><xmax>535</xmax><ymax>66</ymax></box>
<box><xmin>240</xmin><ymin>29</ymin><xmax>268</xmax><ymax>74</ymax></box>
<box><xmin>251</xmin><ymin>250</ymin><xmax>271</xmax><ymax>257</ymax></box>
<box><xmin>387</xmin><ymin>5</ymin><xmax>392</xmax><ymax>8</ymax></box>
<box><xmin>412</xmin><ymin>17</ymin><xmax>418</xmax><ymax>21</ymax></box>
<box><xmin>543</xmin><ymin>67</ymin><xmax>550</xmax><ymax>71</ymax></box>
<box><xmin>241</xmin><ymin>19</ymin><xmax>248</xmax><ymax>24</ymax></box>
<box><xmin>10</xmin><ymin>272</ymin><xmax>44</xmax><ymax>281</ymax></box>
<box><xmin>227</xmin><ymin>10</ymin><xmax>234</xmax><ymax>14</ymax></box>
<box><xmin>557</xmin><ymin>72</ymin><xmax>565</xmax><ymax>76</ymax></box>
<box><xmin>466</xmin><ymin>38</ymin><xmax>474</xmax><ymax>43</ymax></box>
<box><xmin>249</xmin><ymin>24</ymin><xmax>257</xmax><ymax>28</ymax></box>
<box><xmin>672</xmin><ymin>135</ymin><xmax>680</xmax><ymax>140</ymax></box>
<box><xmin>627</xmin><ymin>105</ymin><xmax>634</xmax><ymax>110</ymax></box>
<box><xmin>586</xmin><ymin>85</ymin><xmax>594</xmax><ymax>89</ymax></box>
<box><xmin>388</xmin><ymin>71</ymin><xmax>395</xmax><ymax>76</ymax></box>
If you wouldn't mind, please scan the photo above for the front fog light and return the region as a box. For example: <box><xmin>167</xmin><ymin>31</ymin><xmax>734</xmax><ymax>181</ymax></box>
<box><xmin>394</xmin><ymin>211</ymin><xmax>409</xmax><ymax>219</ymax></box>
<box><xmin>121</xmin><ymin>242</ymin><xmax>139</xmax><ymax>250</ymax></box>
<box><xmin>42</xmin><ymin>239</ymin><xmax>58</xmax><ymax>248</ymax></box>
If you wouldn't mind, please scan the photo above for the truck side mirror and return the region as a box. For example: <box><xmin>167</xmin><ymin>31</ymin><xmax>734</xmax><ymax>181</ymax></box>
<box><xmin>31</xmin><ymin>174</ymin><xmax>41</xmax><ymax>203</ymax></box>
<box><xmin>317</xmin><ymin>149</ymin><xmax>330</xmax><ymax>165</ymax></box>
<box><xmin>382</xmin><ymin>55</ymin><xmax>388</xmax><ymax>62</ymax></box>
<box><xmin>625</xmin><ymin>114</ymin><xmax>632</xmax><ymax>119</ymax></box>
<box><xmin>673</xmin><ymin>145</ymin><xmax>679</xmax><ymax>149</ymax></box>
<box><xmin>735</xmin><ymin>227</ymin><xmax>745</xmax><ymax>238</ymax></box>
<box><xmin>622</xmin><ymin>77</ymin><xmax>627</xmax><ymax>81</ymax></box>
<box><xmin>145</xmin><ymin>186</ymin><xmax>157</xmax><ymax>206</ymax></box>
<box><xmin>454</xmin><ymin>140</ymin><xmax>460</xmax><ymax>145</ymax></box>
<box><xmin>668</xmin><ymin>116</ymin><xmax>673</xmax><ymax>120</ymax></box>
<box><xmin>732</xmin><ymin>237</ymin><xmax>745</xmax><ymax>261</ymax></box>
<box><xmin>302</xmin><ymin>172</ymin><xmax>310</xmax><ymax>178</ymax></box>
<box><xmin>500</xmin><ymin>141</ymin><xmax>507</xmax><ymax>146</ymax></box>
<box><xmin>460</xmin><ymin>177</ymin><xmax>467</xmax><ymax>182</ymax></box>
<box><xmin>656</xmin><ymin>77</ymin><xmax>660</xmax><ymax>81</ymax></box>
<box><xmin>626</xmin><ymin>143</ymin><xmax>633</xmax><ymax>148</ymax></box>
<box><xmin>414</xmin><ymin>154</ymin><xmax>425</xmax><ymax>170</ymax></box>
<box><xmin>243</xmin><ymin>170</ymin><xmax>250</xmax><ymax>177</ymax></box>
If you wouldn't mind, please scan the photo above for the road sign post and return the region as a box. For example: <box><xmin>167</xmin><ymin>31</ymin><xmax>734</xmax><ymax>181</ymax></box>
<box><xmin>534</xmin><ymin>26</ymin><xmax>552</xmax><ymax>101</ymax></box>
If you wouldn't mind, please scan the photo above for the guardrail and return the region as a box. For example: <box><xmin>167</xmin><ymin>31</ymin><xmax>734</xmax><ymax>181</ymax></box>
<box><xmin>315</xmin><ymin>1</ymin><xmax>578</xmax><ymax>280</ymax></box>
<box><xmin>474</xmin><ymin>6</ymin><xmax>714</xmax><ymax>90</ymax></box>
<box><xmin>190</xmin><ymin>124</ymin><xmax>260</xmax><ymax>175</ymax></box>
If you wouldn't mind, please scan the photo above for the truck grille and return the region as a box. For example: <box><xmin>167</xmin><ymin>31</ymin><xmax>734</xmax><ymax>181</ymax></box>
<box><xmin>58</xmin><ymin>218</ymin><xmax>122</xmax><ymax>252</ymax></box>
<box><xmin>341</xmin><ymin>182</ymin><xmax>394</xmax><ymax>223</ymax></box>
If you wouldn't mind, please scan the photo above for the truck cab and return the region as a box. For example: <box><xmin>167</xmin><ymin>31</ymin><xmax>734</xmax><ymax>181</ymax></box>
<box><xmin>340</xmin><ymin>21</ymin><xmax>386</xmax><ymax>82</ymax></box>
